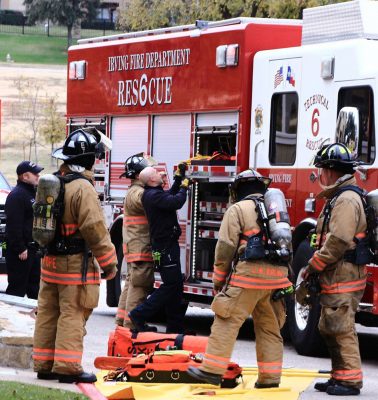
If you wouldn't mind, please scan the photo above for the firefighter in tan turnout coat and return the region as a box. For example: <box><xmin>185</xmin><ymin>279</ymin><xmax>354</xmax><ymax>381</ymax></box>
<box><xmin>116</xmin><ymin>154</ymin><xmax>155</xmax><ymax>330</ymax></box>
<box><xmin>188</xmin><ymin>169</ymin><xmax>291</xmax><ymax>388</ymax></box>
<box><xmin>303</xmin><ymin>143</ymin><xmax>368</xmax><ymax>396</ymax></box>
<box><xmin>33</xmin><ymin>129</ymin><xmax>117</xmax><ymax>384</ymax></box>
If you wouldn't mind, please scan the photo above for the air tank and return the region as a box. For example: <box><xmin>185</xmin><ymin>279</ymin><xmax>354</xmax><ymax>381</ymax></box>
<box><xmin>32</xmin><ymin>174</ymin><xmax>61</xmax><ymax>247</ymax></box>
<box><xmin>264</xmin><ymin>188</ymin><xmax>292</xmax><ymax>259</ymax></box>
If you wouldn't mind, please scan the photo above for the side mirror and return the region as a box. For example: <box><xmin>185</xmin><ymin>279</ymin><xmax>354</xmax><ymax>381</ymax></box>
<box><xmin>335</xmin><ymin>107</ymin><xmax>359</xmax><ymax>159</ymax></box>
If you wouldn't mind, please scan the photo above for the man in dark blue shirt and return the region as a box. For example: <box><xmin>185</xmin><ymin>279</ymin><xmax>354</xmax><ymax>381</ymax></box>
<box><xmin>129</xmin><ymin>165</ymin><xmax>190</xmax><ymax>333</ymax></box>
<box><xmin>5</xmin><ymin>161</ymin><xmax>43</xmax><ymax>299</ymax></box>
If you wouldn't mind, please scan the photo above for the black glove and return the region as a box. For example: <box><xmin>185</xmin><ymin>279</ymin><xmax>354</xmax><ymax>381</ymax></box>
<box><xmin>174</xmin><ymin>162</ymin><xmax>187</xmax><ymax>179</ymax></box>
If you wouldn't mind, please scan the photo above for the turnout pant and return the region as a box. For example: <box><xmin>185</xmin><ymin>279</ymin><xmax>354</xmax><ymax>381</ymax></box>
<box><xmin>33</xmin><ymin>280</ymin><xmax>99</xmax><ymax>375</ymax></box>
<box><xmin>116</xmin><ymin>261</ymin><xmax>154</xmax><ymax>328</ymax></box>
<box><xmin>130</xmin><ymin>242</ymin><xmax>184</xmax><ymax>333</ymax></box>
<box><xmin>319</xmin><ymin>290</ymin><xmax>364</xmax><ymax>389</ymax></box>
<box><xmin>5</xmin><ymin>249</ymin><xmax>41</xmax><ymax>299</ymax></box>
<box><xmin>200</xmin><ymin>287</ymin><xmax>285</xmax><ymax>385</ymax></box>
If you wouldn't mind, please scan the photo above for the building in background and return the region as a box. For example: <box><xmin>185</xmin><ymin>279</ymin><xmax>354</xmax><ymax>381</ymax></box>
<box><xmin>98</xmin><ymin>1</ymin><xmax>119</xmax><ymax>26</ymax></box>
<box><xmin>0</xmin><ymin>0</ymin><xmax>24</xmax><ymax>13</ymax></box>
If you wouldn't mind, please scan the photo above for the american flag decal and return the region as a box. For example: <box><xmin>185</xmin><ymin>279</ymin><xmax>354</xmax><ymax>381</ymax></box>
<box><xmin>274</xmin><ymin>66</ymin><xmax>283</xmax><ymax>89</ymax></box>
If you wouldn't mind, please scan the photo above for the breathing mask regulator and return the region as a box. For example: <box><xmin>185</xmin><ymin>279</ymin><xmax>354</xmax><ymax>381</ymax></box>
<box><xmin>295</xmin><ymin>274</ymin><xmax>321</xmax><ymax>307</ymax></box>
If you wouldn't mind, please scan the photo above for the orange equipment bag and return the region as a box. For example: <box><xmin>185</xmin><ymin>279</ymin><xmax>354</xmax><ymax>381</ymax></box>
<box><xmin>105</xmin><ymin>350</ymin><xmax>242</xmax><ymax>388</ymax></box>
<box><xmin>108</xmin><ymin>326</ymin><xmax>208</xmax><ymax>358</ymax></box>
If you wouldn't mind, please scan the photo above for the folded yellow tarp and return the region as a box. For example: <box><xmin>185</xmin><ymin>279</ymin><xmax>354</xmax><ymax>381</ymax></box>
<box><xmin>95</xmin><ymin>368</ymin><xmax>329</xmax><ymax>400</ymax></box>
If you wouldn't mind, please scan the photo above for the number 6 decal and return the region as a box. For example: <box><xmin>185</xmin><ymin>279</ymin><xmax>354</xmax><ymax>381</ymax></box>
<box><xmin>312</xmin><ymin>108</ymin><xmax>320</xmax><ymax>137</ymax></box>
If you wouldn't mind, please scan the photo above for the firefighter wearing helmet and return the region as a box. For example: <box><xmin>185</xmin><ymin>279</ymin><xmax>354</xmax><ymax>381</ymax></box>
<box><xmin>33</xmin><ymin>128</ymin><xmax>117</xmax><ymax>384</ymax></box>
<box><xmin>188</xmin><ymin>168</ymin><xmax>292</xmax><ymax>388</ymax></box>
<box><xmin>115</xmin><ymin>153</ymin><xmax>156</xmax><ymax>331</ymax></box>
<box><xmin>302</xmin><ymin>143</ymin><xmax>366</xmax><ymax>395</ymax></box>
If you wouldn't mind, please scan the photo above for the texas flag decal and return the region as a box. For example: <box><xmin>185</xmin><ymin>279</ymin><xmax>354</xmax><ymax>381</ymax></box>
<box><xmin>286</xmin><ymin>66</ymin><xmax>295</xmax><ymax>87</ymax></box>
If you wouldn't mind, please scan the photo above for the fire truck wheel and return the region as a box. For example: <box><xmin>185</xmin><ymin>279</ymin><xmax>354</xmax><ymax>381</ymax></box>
<box><xmin>287</xmin><ymin>239</ymin><xmax>328</xmax><ymax>357</ymax></box>
<box><xmin>106</xmin><ymin>242</ymin><xmax>123</xmax><ymax>307</ymax></box>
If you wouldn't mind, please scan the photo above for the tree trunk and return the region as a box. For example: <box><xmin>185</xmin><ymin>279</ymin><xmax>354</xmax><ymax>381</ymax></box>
<box><xmin>67</xmin><ymin>24</ymin><xmax>73</xmax><ymax>48</ymax></box>
<box><xmin>51</xmin><ymin>141</ymin><xmax>55</xmax><ymax>166</ymax></box>
<box><xmin>251</xmin><ymin>1</ymin><xmax>260</xmax><ymax>17</ymax></box>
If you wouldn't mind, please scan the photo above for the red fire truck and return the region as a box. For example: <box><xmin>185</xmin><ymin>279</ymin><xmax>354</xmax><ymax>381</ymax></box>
<box><xmin>66</xmin><ymin>0</ymin><xmax>378</xmax><ymax>355</ymax></box>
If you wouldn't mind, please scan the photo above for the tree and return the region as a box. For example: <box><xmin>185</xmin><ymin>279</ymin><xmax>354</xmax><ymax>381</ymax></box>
<box><xmin>24</xmin><ymin>0</ymin><xmax>100</xmax><ymax>47</ymax></box>
<box><xmin>39</xmin><ymin>96</ymin><xmax>66</xmax><ymax>165</ymax></box>
<box><xmin>117</xmin><ymin>1</ymin><xmax>276</xmax><ymax>31</ymax></box>
<box><xmin>118</xmin><ymin>0</ymin><xmax>190</xmax><ymax>31</ymax></box>
<box><xmin>13</xmin><ymin>76</ymin><xmax>42</xmax><ymax>162</ymax></box>
<box><xmin>118</xmin><ymin>0</ymin><xmax>349</xmax><ymax>31</ymax></box>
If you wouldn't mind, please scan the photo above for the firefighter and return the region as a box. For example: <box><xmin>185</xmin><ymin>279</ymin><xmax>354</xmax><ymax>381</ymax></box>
<box><xmin>187</xmin><ymin>169</ymin><xmax>291</xmax><ymax>387</ymax></box>
<box><xmin>302</xmin><ymin>143</ymin><xmax>366</xmax><ymax>396</ymax></box>
<box><xmin>115</xmin><ymin>153</ymin><xmax>156</xmax><ymax>330</ymax></box>
<box><xmin>128</xmin><ymin>164</ymin><xmax>189</xmax><ymax>334</ymax></box>
<box><xmin>33</xmin><ymin>129</ymin><xmax>117</xmax><ymax>384</ymax></box>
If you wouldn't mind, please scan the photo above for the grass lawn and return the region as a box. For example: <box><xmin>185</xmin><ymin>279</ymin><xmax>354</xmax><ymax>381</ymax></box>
<box><xmin>0</xmin><ymin>33</ymin><xmax>67</xmax><ymax>65</ymax></box>
<box><xmin>0</xmin><ymin>381</ymin><xmax>88</xmax><ymax>399</ymax></box>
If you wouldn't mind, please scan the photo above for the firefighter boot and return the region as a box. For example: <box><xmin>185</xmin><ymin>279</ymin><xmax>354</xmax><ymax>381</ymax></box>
<box><xmin>314</xmin><ymin>379</ymin><xmax>335</xmax><ymax>392</ymax></box>
<box><xmin>254</xmin><ymin>382</ymin><xmax>280</xmax><ymax>389</ymax></box>
<box><xmin>58</xmin><ymin>372</ymin><xmax>97</xmax><ymax>384</ymax></box>
<box><xmin>128</xmin><ymin>312</ymin><xmax>158</xmax><ymax>333</ymax></box>
<box><xmin>326</xmin><ymin>383</ymin><xmax>360</xmax><ymax>396</ymax></box>
<box><xmin>37</xmin><ymin>372</ymin><xmax>59</xmax><ymax>380</ymax></box>
<box><xmin>187</xmin><ymin>366</ymin><xmax>222</xmax><ymax>386</ymax></box>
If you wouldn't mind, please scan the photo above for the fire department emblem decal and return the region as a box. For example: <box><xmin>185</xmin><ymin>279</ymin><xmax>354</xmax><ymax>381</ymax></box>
<box><xmin>255</xmin><ymin>105</ymin><xmax>263</xmax><ymax>135</ymax></box>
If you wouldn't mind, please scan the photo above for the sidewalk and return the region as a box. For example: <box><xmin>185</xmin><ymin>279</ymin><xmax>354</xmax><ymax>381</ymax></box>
<box><xmin>0</xmin><ymin>277</ymin><xmax>106</xmax><ymax>397</ymax></box>
<box><xmin>0</xmin><ymin>366</ymin><xmax>82</xmax><ymax>394</ymax></box>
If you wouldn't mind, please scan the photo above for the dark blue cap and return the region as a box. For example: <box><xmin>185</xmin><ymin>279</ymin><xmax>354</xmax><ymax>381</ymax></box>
<box><xmin>16</xmin><ymin>161</ymin><xmax>44</xmax><ymax>175</ymax></box>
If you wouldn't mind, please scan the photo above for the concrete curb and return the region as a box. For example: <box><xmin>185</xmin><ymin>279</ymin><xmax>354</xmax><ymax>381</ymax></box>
<box><xmin>0</xmin><ymin>296</ymin><xmax>83</xmax><ymax>393</ymax></box>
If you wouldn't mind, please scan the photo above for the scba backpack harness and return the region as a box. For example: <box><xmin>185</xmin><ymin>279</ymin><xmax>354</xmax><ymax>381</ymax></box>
<box><xmin>239</xmin><ymin>196</ymin><xmax>291</xmax><ymax>263</ymax></box>
<box><xmin>33</xmin><ymin>172</ymin><xmax>92</xmax><ymax>281</ymax></box>
<box><xmin>321</xmin><ymin>185</ymin><xmax>377</xmax><ymax>264</ymax></box>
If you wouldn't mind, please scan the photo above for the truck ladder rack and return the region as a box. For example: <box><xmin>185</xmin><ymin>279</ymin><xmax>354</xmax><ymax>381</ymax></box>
<box><xmin>77</xmin><ymin>17</ymin><xmax>301</xmax><ymax>45</ymax></box>
<box><xmin>78</xmin><ymin>18</ymin><xmax>253</xmax><ymax>45</ymax></box>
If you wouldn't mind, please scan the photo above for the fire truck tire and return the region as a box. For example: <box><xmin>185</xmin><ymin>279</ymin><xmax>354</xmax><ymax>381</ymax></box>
<box><xmin>287</xmin><ymin>239</ymin><xmax>327</xmax><ymax>356</ymax></box>
<box><xmin>106</xmin><ymin>243</ymin><xmax>123</xmax><ymax>307</ymax></box>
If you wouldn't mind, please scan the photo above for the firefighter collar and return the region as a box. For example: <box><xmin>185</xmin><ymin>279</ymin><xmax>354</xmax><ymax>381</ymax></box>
<box><xmin>317</xmin><ymin>174</ymin><xmax>356</xmax><ymax>199</ymax></box>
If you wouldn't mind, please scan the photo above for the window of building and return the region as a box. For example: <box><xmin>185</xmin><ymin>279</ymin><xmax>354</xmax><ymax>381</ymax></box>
<box><xmin>337</xmin><ymin>86</ymin><xmax>375</xmax><ymax>164</ymax></box>
<box><xmin>269</xmin><ymin>92</ymin><xmax>298</xmax><ymax>165</ymax></box>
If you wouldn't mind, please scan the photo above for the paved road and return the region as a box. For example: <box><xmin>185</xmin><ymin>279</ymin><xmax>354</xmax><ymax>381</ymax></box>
<box><xmin>84</xmin><ymin>281</ymin><xmax>378</xmax><ymax>399</ymax></box>
<box><xmin>1</xmin><ymin>276</ymin><xmax>378</xmax><ymax>398</ymax></box>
